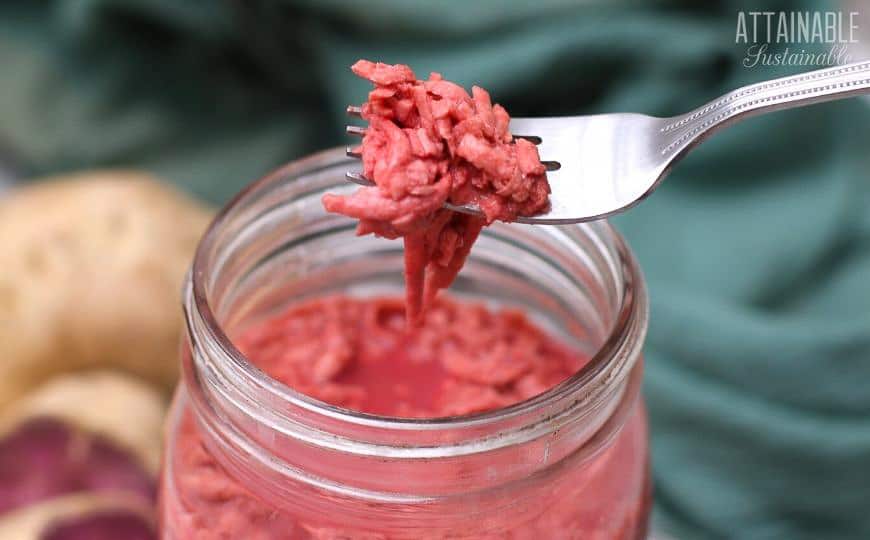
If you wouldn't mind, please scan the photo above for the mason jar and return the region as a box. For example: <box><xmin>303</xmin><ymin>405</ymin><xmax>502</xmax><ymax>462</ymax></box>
<box><xmin>158</xmin><ymin>148</ymin><xmax>651</xmax><ymax>539</ymax></box>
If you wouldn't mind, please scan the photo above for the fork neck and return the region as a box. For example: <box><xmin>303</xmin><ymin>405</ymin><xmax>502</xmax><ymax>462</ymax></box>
<box><xmin>659</xmin><ymin>60</ymin><xmax>870</xmax><ymax>158</ymax></box>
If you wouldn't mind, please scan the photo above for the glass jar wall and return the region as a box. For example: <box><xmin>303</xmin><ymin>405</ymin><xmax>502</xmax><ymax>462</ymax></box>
<box><xmin>159</xmin><ymin>148</ymin><xmax>651</xmax><ymax>539</ymax></box>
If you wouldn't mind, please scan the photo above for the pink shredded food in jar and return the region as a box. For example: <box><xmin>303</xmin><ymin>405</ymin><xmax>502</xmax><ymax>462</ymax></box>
<box><xmin>322</xmin><ymin>60</ymin><xmax>550</xmax><ymax>325</ymax></box>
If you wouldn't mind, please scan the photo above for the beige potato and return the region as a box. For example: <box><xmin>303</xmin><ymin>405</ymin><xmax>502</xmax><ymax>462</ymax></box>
<box><xmin>0</xmin><ymin>171</ymin><xmax>212</xmax><ymax>409</ymax></box>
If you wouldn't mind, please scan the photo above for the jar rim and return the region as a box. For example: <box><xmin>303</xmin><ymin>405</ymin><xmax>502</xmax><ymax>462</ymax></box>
<box><xmin>188</xmin><ymin>147</ymin><xmax>648</xmax><ymax>437</ymax></box>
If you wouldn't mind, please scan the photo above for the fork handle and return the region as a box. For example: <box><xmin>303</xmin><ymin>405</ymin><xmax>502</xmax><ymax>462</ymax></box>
<box><xmin>660</xmin><ymin>60</ymin><xmax>870</xmax><ymax>157</ymax></box>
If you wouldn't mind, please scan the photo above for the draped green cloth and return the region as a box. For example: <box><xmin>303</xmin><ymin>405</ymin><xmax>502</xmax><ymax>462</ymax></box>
<box><xmin>2</xmin><ymin>1</ymin><xmax>869</xmax><ymax>538</ymax></box>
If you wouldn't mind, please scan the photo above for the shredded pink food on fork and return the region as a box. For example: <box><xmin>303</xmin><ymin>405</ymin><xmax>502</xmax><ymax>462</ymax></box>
<box><xmin>322</xmin><ymin>60</ymin><xmax>550</xmax><ymax>325</ymax></box>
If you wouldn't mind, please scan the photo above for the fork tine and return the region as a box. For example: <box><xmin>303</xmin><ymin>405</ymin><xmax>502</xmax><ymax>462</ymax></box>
<box><xmin>349</xmin><ymin>104</ymin><xmax>538</xmax><ymax>146</ymax></box>
<box><xmin>542</xmin><ymin>161</ymin><xmax>560</xmax><ymax>171</ymax></box>
<box><xmin>346</xmin><ymin>171</ymin><xmax>375</xmax><ymax>187</ymax></box>
<box><xmin>349</xmin><ymin>125</ymin><xmax>538</xmax><ymax>145</ymax></box>
<box><xmin>346</xmin><ymin>153</ymin><xmax>556</xmax><ymax>171</ymax></box>
<box><xmin>514</xmin><ymin>134</ymin><xmax>542</xmax><ymax>145</ymax></box>
<box><xmin>349</xmin><ymin>104</ymin><xmax>537</xmax><ymax>145</ymax></box>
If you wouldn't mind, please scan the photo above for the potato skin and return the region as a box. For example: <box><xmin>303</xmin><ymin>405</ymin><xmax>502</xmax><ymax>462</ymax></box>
<box><xmin>0</xmin><ymin>171</ymin><xmax>212</xmax><ymax>409</ymax></box>
<box><xmin>0</xmin><ymin>371</ymin><xmax>168</xmax><ymax>473</ymax></box>
<box><xmin>0</xmin><ymin>492</ymin><xmax>154</xmax><ymax>539</ymax></box>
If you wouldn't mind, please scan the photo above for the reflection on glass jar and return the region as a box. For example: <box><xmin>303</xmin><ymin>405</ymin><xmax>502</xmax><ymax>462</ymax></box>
<box><xmin>159</xmin><ymin>148</ymin><xmax>652</xmax><ymax>539</ymax></box>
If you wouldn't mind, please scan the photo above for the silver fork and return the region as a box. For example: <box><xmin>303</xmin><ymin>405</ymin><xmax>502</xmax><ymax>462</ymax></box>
<box><xmin>346</xmin><ymin>60</ymin><xmax>870</xmax><ymax>224</ymax></box>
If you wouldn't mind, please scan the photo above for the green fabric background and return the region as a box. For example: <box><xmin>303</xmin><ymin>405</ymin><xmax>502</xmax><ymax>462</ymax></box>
<box><xmin>1</xmin><ymin>1</ymin><xmax>869</xmax><ymax>538</ymax></box>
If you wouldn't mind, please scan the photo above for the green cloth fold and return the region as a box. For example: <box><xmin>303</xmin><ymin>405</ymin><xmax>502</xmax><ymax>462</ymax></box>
<box><xmin>2</xmin><ymin>1</ymin><xmax>869</xmax><ymax>538</ymax></box>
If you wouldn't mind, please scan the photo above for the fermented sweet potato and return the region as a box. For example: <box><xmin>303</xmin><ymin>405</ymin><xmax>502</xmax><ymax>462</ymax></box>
<box><xmin>0</xmin><ymin>372</ymin><xmax>167</xmax><ymax>519</ymax></box>
<box><xmin>0</xmin><ymin>493</ymin><xmax>155</xmax><ymax>540</ymax></box>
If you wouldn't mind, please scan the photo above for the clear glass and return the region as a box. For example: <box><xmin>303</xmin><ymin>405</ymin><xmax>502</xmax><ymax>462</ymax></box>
<box><xmin>159</xmin><ymin>148</ymin><xmax>651</xmax><ymax>539</ymax></box>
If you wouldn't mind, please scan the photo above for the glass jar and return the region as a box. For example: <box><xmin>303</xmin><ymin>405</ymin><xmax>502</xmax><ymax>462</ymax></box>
<box><xmin>159</xmin><ymin>148</ymin><xmax>651</xmax><ymax>539</ymax></box>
